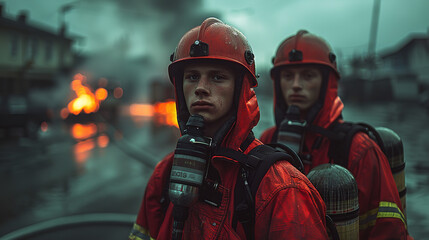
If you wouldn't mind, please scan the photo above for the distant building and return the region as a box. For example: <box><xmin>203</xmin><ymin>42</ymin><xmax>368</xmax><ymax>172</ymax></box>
<box><xmin>379</xmin><ymin>29</ymin><xmax>429</xmax><ymax>99</ymax></box>
<box><xmin>0</xmin><ymin>3</ymin><xmax>79</xmax><ymax>138</ymax></box>
<box><xmin>341</xmin><ymin>29</ymin><xmax>429</xmax><ymax>102</ymax></box>
<box><xmin>0</xmin><ymin>4</ymin><xmax>76</xmax><ymax>96</ymax></box>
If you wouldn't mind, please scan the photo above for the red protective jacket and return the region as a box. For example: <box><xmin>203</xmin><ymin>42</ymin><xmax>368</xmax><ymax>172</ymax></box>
<box><xmin>260</xmin><ymin>72</ymin><xmax>412</xmax><ymax>240</ymax></box>
<box><xmin>129</xmin><ymin>68</ymin><xmax>329</xmax><ymax>239</ymax></box>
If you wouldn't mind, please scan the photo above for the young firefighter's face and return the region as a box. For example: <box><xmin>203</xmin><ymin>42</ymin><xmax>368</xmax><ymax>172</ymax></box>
<box><xmin>183</xmin><ymin>61</ymin><xmax>236</xmax><ymax>135</ymax></box>
<box><xmin>280</xmin><ymin>66</ymin><xmax>322</xmax><ymax>113</ymax></box>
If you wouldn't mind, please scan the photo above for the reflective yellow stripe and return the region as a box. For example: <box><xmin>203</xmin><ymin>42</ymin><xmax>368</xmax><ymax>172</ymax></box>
<box><xmin>129</xmin><ymin>223</ymin><xmax>155</xmax><ymax>240</ymax></box>
<box><xmin>359</xmin><ymin>201</ymin><xmax>407</xmax><ymax>230</ymax></box>
<box><xmin>378</xmin><ymin>201</ymin><xmax>407</xmax><ymax>229</ymax></box>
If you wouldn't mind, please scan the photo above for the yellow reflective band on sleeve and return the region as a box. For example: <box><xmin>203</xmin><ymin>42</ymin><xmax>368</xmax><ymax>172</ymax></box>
<box><xmin>377</xmin><ymin>201</ymin><xmax>407</xmax><ymax>229</ymax></box>
<box><xmin>359</xmin><ymin>201</ymin><xmax>407</xmax><ymax>231</ymax></box>
<box><xmin>129</xmin><ymin>223</ymin><xmax>155</xmax><ymax>240</ymax></box>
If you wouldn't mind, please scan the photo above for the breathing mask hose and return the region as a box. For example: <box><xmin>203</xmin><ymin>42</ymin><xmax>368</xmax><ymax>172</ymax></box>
<box><xmin>277</xmin><ymin>105</ymin><xmax>306</xmax><ymax>153</ymax></box>
<box><xmin>169</xmin><ymin>114</ymin><xmax>211</xmax><ymax>240</ymax></box>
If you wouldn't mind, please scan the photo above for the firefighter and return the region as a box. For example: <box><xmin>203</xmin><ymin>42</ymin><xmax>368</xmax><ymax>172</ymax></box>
<box><xmin>260</xmin><ymin>30</ymin><xmax>413</xmax><ymax>240</ymax></box>
<box><xmin>129</xmin><ymin>18</ymin><xmax>329</xmax><ymax>239</ymax></box>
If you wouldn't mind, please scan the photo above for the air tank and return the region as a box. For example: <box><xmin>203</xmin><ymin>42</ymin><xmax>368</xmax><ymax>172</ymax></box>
<box><xmin>375</xmin><ymin>127</ymin><xmax>407</xmax><ymax>219</ymax></box>
<box><xmin>307</xmin><ymin>164</ymin><xmax>359</xmax><ymax>240</ymax></box>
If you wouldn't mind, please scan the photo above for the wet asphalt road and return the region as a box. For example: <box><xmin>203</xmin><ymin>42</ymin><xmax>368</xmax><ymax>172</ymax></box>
<box><xmin>0</xmin><ymin>111</ymin><xmax>177</xmax><ymax>238</ymax></box>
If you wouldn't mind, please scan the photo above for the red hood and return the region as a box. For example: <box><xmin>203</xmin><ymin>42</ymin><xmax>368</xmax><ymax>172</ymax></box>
<box><xmin>222</xmin><ymin>74</ymin><xmax>260</xmax><ymax>150</ymax></box>
<box><xmin>311</xmin><ymin>72</ymin><xmax>343</xmax><ymax>128</ymax></box>
<box><xmin>173</xmin><ymin>72</ymin><xmax>260</xmax><ymax>151</ymax></box>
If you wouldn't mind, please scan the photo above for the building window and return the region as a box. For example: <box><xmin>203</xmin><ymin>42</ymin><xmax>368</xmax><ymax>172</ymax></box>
<box><xmin>32</xmin><ymin>38</ymin><xmax>39</xmax><ymax>59</ymax></box>
<box><xmin>45</xmin><ymin>40</ymin><xmax>53</xmax><ymax>62</ymax></box>
<box><xmin>25</xmin><ymin>37</ymin><xmax>38</xmax><ymax>60</ymax></box>
<box><xmin>25</xmin><ymin>38</ymin><xmax>31</xmax><ymax>60</ymax></box>
<box><xmin>10</xmin><ymin>33</ymin><xmax>19</xmax><ymax>58</ymax></box>
<box><xmin>31</xmin><ymin>37</ymin><xmax>38</xmax><ymax>59</ymax></box>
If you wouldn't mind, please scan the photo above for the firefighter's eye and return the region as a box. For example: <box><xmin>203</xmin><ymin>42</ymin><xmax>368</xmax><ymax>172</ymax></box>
<box><xmin>184</xmin><ymin>73</ymin><xmax>199</xmax><ymax>81</ymax></box>
<box><xmin>304</xmin><ymin>73</ymin><xmax>313</xmax><ymax>79</ymax></box>
<box><xmin>282</xmin><ymin>72</ymin><xmax>293</xmax><ymax>81</ymax></box>
<box><xmin>303</xmin><ymin>71</ymin><xmax>316</xmax><ymax>80</ymax></box>
<box><xmin>212</xmin><ymin>74</ymin><xmax>226</xmax><ymax>81</ymax></box>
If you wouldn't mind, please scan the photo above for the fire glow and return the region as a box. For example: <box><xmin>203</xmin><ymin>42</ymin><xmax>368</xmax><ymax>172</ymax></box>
<box><xmin>129</xmin><ymin>100</ymin><xmax>178</xmax><ymax>128</ymax></box>
<box><xmin>71</xmin><ymin>123</ymin><xmax>98</xmax><ymax>140</ymax></box>
<box><xmin>71</xmin><ymin>123</ymin><xmax>111</xmax><ymax>164</ymax></box>
<box><xmin>66</xmin><ymin>73</ymin><xmax>108</xmax><ymax>116</ymax></box>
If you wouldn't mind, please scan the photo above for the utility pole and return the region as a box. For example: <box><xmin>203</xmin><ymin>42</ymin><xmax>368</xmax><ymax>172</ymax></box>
<box><xmin>58</xmin><ymin>1</ymin><xmax>82</xmax><ymax>28</ymax></box>
<box><xmin>368</xmin><ymin>0</ymin><xmax>381</xmax><ymax>59</ymax></box>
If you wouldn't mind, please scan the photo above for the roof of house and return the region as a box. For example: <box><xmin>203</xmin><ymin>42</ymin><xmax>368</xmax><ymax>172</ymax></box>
<box><xmin>0</xmin><ymin>9</ymin><xmax>75</xmax><ymax>42</ymax></box>
<box><xmin>380</xmin><ymin>32</ymin><xmax>429</xmax><ymax>59</ymax></box>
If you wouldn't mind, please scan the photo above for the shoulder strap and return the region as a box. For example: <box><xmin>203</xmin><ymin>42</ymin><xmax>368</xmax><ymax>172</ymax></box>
<box><xmin>218</xmin><ymin>144</ymin><xmax>303</xmax><ymax>197</ymax></box>
<box><xmin>217</xmin><ymin>143</ymin><xmax>302</xmax><ymax>240</ymax></box>
<box><xmin>322</xmin><ymin>121</ymin><xmax>377</xmax><ymax>168</ymax></box>
<box><xmin>327</xmin><ymin>122</ymin><xmax>363</xmax><ymax>167</ymax></box>
<box><xmin>247</xmin><ymin>144</ymin><xmax>297</xmax><ymax>195</ymax></box>
<box><xmin>267</xmin><ymin>143</ymin><xmax>305</xmax><ymax>174</ymax></box>
<box><xmin>354</xmin><ymin>123</ymin><xmax>385</xmax><ymax>152</ymax></box>
<box><xmin>215</xmin><ymin>145</ymin><xmax>289</xmax><ymax>195</ymax></box>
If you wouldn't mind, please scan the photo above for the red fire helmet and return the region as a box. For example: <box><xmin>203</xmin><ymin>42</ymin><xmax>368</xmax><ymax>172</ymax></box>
<box><xmin>168</xmin><ymin>17</ymin><xmax>257</xmax><ymax>87</ymax></box>
<box><xmin>271</xmin><ymin>30</ymin><xmax>340</xmax><ymax>78</ymax></box>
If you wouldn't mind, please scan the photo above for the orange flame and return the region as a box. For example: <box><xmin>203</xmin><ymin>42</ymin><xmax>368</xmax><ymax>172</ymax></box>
<box><xmin>129</xmin><ymin>104</ymin><xmax>154</xmax><ymax>117</ymax></box>
<box><xmin>67</xmin><ymin>73</ymin><xmax>108</xmax><ymax>115</ymax></box>
<box><xmin>154</xmin><ymin>100</ymin><xmax>178</xmax><ymax>127</ymax></box>
<box><xmin>129</xmin><ymin>100</ymin><xmax>178</xmax><ymax>128</ymax></box>
<box><xmin>95</xmin><ymin>88</ymin><xmax>108</xmax><ymax>101</ymax></box>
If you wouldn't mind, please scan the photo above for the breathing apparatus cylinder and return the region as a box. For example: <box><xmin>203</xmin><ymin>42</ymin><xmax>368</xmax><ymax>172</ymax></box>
<box><xmin>308</xmin><ymin>164</ymin><xmax>359</xmax><ymax>240</ymax></box>
<box><xmin>169</xmin><ymin>114</ymin><xmax>211</xmax><ymax>240</ymax></box>
<box><xmin>375</xmin><ymin>127</ymin><xmax>407</xmax><ymax>219</ymax></box>
<box><xmin>277</xmin><ymin>105</ymin><xmax>306</xmax><ymax>153</ymax></box>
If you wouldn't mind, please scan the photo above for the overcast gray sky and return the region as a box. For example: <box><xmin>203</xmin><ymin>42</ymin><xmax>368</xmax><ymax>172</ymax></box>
<box><xmin>2</xmin><ymin>0</ymin><xmax>429</xmax><ymax>69</ymax></box>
